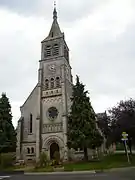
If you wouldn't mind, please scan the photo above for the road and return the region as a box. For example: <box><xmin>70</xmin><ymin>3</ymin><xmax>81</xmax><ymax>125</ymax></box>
<box><xmin>1</xmin><ymin>168</ymin><xmax>134</xmax><ymax>180</ymax></box>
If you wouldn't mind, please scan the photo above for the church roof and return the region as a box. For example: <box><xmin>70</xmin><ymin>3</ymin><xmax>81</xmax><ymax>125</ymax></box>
<box><xmin>42</xmin><ymin>6</ymin><xmax>63</xmax><ymax>42</ymax></box>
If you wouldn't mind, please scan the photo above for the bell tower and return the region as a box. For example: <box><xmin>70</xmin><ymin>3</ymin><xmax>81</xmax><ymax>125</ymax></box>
<box><xmin>41</xmin><ymin>5</ymin><xmax>69</xmax><ymax>63</ymax></box>
<box><xmin>38</xmin><ymin>4</ymin><xmax>73</xmax><ymax>161</ymax></box>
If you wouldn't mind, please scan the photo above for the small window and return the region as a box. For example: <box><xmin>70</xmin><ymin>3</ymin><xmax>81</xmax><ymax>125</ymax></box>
<box><xmin>56</xmin><ymin>77</ymin><xmax>60</xmax><ymax>88</ymax></box>
<box><xmin>45</xmin><ymin>79</ymin><xmax>49</xmax><ymax>89</ymax></box>
<box><xmin>50</xmin><ymin>78</ymin><xmax>54</xmax><ymax>89</ymax></box>
<box><xmin>45</xmin><ymin>45</ymin><xmax>51</xmax><ymax>57</ymax></box>
<box><xmin>27</xmin><ymin>148</ymin><xmax>30</xmax><ymax>154</ymax></box>
<box><xmin>53</xmin><ymin>44</ymin><xmax>59</xmax><ymax>56</ymax></box>
<box><xmin>31</xmin><ymin>147</ymin><xmax>34</xmax><ymax>154</ymax></box>
<box><xmin>30</xmin><ymin>114</ymin><xmax>32</xmax><ymax>133</ymax></box>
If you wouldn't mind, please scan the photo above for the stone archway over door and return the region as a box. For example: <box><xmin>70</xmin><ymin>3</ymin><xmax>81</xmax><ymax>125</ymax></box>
<box><xmin>50</xmin><ymin>142</ymin><xmax>59</xmax><ymax>160</ymax></box>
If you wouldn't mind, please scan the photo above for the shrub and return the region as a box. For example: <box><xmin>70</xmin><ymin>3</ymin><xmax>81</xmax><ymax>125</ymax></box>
<box><xmin>0</xmin><ymin>152</ymin><xmax>15</xmax><ymax>169</ymax></box>
<box><xmin>34</xmin><ymin>161</ymin><xmax>40</xmax><ymax>169</ymax></box>
<box><xmin>50</xmin><ymin>159</ymin><xmax>56</xmax><ymax>166</ymax></box>
<box><xmin>68</xmin><ymin>149</ymin><xmax>74</xmax><ymax>162</ymax></box>
<box><xmin>39</xmin><ymin>152</ymin><xmax>48</xmax><ymax>168</ymax></box>
<box><xmin>59</xmin><ymin>157</ymin><xmax>63</xmax><ymax>165</ymax></box>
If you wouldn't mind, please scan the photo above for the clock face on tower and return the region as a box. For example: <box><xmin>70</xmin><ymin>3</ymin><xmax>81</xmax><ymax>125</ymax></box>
<box><xmin>48</xmin><ymin>64</ymin><xmax>56</xmax><ymax>71</ymax></box>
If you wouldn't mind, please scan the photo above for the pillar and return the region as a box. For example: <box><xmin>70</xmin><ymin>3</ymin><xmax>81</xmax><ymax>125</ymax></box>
<box><xmin>36</xmin><ymin>116</ymin><xmax>40</xmax><ymax>162</ymax></box>
<box><xmin>35</xmin><ymin>66</ymin><xmax>42</xmax><ymax>162</ymax></box>
<box><xmin>61</xmin><ymin>64</ymin><xmax>68</xmax><ymax>161</ymax></box>
<box><xmin>16</xmin><ymin>119</ymin><xmax>21</xmax><ymax>161</ymax></box>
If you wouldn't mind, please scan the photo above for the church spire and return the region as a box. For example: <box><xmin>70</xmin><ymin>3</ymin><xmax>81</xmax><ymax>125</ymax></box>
<box><xmin>42</xmin><ymin>2</ymin><xmax>63</xmax><ymax>41</ymax></box>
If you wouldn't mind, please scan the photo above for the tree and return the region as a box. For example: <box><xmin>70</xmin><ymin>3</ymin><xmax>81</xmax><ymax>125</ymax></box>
<box><xmin>0</xmin><ymin>93</ymin><xmax>16</xmax><ymax>153</ymax></box>
<box><xmin>97</xmin><ymin>112</ymin><xmax>110</xmax><ymax>138</ymax></box>
<box><xmin>67</xmin><ymin>76</ymin><xmax>103</xmax><ymax>161</ymax></box>
<box><xmin>97</xmin><ymin>112</ymin><xmax>111</xmax><ymax>148</ymax></box>
<box><xmin>109</xmin><ymin>99</ymin><xmax>135</xmax><ymax>153</ymax></box>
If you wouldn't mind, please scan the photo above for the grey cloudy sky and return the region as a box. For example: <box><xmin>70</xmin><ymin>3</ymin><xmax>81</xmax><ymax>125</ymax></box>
<box><xmin>0</xmin><ymin>0</ymin><xmax>135</xmax><ymax>127</ymax></box>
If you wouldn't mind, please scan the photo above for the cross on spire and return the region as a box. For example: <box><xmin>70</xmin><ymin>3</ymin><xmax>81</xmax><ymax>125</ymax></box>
<box><xmin>54</xmin><ymin>1</ymin><xmax>56</xmax><ymax>8</ymax></box>
<box><xmin>53</xmin><ymin>1</ymin><xmax>57</xmax><ymax>20</ymax></box>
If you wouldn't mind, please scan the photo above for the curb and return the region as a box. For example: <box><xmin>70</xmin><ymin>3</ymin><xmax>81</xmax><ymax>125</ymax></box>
<box><xmin>0</xmin><ymin>171</ymin><xmax>24</xmax><ymax>176</ymax></box>
<box><xmin>103</xmin><ymin>166</ymin><xmax>135</xmax><ymax>172</ymax></box>
<box><xmin>25</xmin><ymin>170</ymin><xmax>96</xmax><ymax>175</ymax></box>
<box><xmin>0</xmin><ymin>176</ymin><xmax>10</xmax><ymax>179</ymax></box>
<box><xmin>24</xmin><ymin>166</ymin><xmax>135</xmax><ymax>175</ymax></box>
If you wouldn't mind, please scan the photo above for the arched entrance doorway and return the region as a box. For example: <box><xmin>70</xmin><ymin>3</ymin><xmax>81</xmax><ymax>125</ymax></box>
<box><xmin>50</xmin><ymin>142</ymin><xmax>59</xmax><ymax>160</ymax></box>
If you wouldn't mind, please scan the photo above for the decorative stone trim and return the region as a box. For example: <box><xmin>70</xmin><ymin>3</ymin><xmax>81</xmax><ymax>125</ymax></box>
<box><xmin>42</xmin><ymin>96</ymin><xmax>62</xmax><ymax>103</ymax></box>
<box><xmin>42</xmin><ymin>123</ymin><xmax>62</xmax><ymax>134</ymax></box>
<box><xmin>42</xmin><ymin>135</ymin><xmax>64</xmax><ymax>149</ymax></box>
<box><xmin>21</xmin><ymin>141</ymin><xmax>36</xmax><ymax>143</ymax></box>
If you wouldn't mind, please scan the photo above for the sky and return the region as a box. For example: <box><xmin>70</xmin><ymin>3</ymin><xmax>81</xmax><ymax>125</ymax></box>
<box><xmin>0</xmin><ymin>0</ymin><xmax>135</xmax><ymax>127</ymax></box>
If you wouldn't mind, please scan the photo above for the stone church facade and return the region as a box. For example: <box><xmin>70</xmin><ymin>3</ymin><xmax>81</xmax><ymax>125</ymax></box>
<box><xmin>16</xmin><ymin>7</ymin><xmax>73</xmax><ymax>162</ymax></box>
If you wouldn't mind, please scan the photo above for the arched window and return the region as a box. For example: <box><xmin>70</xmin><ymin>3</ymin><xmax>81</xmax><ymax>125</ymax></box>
<box><xmin>56</xmin><ymin>77</ymin><xmax>60</xmax><ymax>88</ymax></box>
<box><xmin>45</xmin><ymin>79</ymin><xmax>49</xmax><ymax>89</ymax></box>
<box><xmin>45</xmin><ymin>45</ymin><xmax>51</xmax><ymax>57</ymax></box>
<box><xmin>30</xmin><ymin>114</ymin><xmax>32</xmax><ymax>133</ymax></box>
<box><xmin>50</xmin><ymin>78</ymin><xmax>54</xmax><ymax>89</ymax></box>
<box><xmin>27</xmin><ymin>147</ymin><xmax>30</xmax><ymax>154</ymax></box>
<box><xmin>31</xmin><ymin>147</ymin><xmax>34</xmax><ymax>154</ymax></box>
<box><xmin>53</xmin><ymin>44</ymin><xmax>59</xmax><ymax>56</ymax></box>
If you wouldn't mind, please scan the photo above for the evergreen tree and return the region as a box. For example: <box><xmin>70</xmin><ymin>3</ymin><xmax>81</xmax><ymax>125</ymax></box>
<box><xmin>0</xmin><ymin>93</ymin><xmax>16</xmax><ymax>153</ymax></box>
<box><xmin>67</xmin><ymin>76</ymin><xmax>103</xmax><ymax>160</ymax></box>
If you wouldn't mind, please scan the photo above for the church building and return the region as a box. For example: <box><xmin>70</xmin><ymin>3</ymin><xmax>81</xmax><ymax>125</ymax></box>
<box><xmin>16</xmin><ymin>6</ymin><xmax>73</xmax><ymax>162</ymax></box>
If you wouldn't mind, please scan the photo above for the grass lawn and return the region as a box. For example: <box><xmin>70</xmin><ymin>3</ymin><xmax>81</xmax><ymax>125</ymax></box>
<box><xmin>13</xmin><ymin>154</ymin><xmax>135</xmax><ymax>172</ymax></box>
<box><xmin>64</xmin><ymin>154</ymin><xmax>135</xmax><ymax>171</ymax></box>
